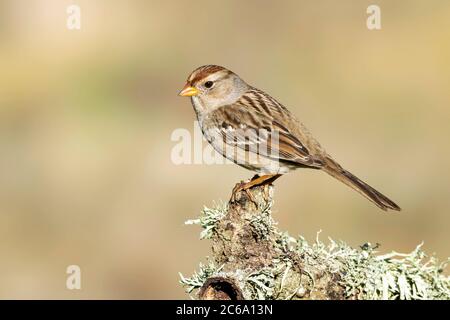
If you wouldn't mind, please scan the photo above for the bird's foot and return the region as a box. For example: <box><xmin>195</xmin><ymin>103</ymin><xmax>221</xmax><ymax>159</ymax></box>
<box><xmin>230</xmin><ymin>174</ymin><xmax>282</xmax><ymax>205</ymax></box>
<box><xmin>231</xmin><ymin>180</ymin><xmax>257</xmax><ymax>205</ymax></box>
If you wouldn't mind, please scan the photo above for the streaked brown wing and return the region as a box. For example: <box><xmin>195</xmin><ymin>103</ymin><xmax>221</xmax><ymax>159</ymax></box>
<box><xmin>208</xmin><ymin>102</ymin><xmax>323</xmax><ymax>168</ymax></box>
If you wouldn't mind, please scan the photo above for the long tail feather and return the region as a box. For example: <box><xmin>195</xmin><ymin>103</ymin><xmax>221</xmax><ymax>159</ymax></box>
<box><xmin>323</xmin><ymin>160</ymin><xmax>401</xmax><ymax>212</ymax></box>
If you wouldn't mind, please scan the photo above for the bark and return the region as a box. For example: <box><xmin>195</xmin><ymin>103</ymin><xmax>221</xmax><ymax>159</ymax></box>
<box><xmin>199</xmin><ymin>183</ymin><xmax>345</xmax><ymax>300</ymax></box>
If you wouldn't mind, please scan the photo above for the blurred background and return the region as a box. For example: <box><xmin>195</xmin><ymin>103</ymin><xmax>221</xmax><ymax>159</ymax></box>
<box><xmin>0</xmin><ymin>0</ymin><xmax>449</xmax><ymax>299</ymax></box>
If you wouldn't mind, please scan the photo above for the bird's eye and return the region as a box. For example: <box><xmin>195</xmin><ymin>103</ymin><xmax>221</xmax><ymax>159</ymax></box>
<box><xmin>204</xmin><ymin>81</ymin><xmax>214</xmax><ymax>89</ymax></box>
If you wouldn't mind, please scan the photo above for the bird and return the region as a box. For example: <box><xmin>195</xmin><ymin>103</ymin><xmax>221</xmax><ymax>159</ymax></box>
<box><xmin>178</xmin><ymin>65</ymin><xmax>400</xmax><ymax>211</ymax></box>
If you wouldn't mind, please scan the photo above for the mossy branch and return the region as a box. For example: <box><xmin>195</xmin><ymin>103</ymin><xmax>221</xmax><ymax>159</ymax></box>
<box><xmin>180</xmin><ymin>183</ymin><xmax>450</xmax><ymax>300</ymax></box>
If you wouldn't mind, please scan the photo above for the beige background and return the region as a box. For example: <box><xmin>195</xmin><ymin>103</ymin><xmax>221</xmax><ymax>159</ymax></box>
<box><xmin>0</xmin><ymin>0</ymin><xmax>449</xmax><ymax>299</ymax></box>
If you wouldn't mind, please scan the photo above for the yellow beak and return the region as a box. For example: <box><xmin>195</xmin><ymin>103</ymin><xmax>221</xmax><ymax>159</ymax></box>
<box><xmin>178</xmin><ymin>84</ymin><xmax>199</xmax><ymax>97</ymax></box>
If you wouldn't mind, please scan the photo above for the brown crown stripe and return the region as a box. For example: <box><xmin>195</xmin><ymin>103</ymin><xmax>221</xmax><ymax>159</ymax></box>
<box><xmin>188</xmin><ymin>65</ymin><xmax>231</xmax><ymax>85</ymax></box>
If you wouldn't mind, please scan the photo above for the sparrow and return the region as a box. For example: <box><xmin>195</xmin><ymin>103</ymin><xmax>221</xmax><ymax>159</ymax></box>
<box><xmin>178</xmin><ymin>65</ymin><xmax>400</xmax><ymax>211</ymax></box>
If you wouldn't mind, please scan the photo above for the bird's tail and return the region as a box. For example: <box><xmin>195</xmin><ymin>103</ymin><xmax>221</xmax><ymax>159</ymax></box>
<box><xmin>322</xmin><ymin>158</ymin><xmax>401</xmax><ymax>211</ymax></box>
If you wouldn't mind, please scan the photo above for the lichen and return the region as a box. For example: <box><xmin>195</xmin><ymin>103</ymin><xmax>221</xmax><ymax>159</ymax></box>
<box><xmin>247</xmin><ymin>199</ymin><xmax>275</xmax><ymax>240</ymax></box>
<box><xmin>293</xmin><ymin>235</ymin><xmax>450</xmax><ymax>300</ymax></box>
<box><xmin>185</xmin><ymin>201</ymin><xmax>227</xmax><ymax>239</ymax></box>
<box><xmin>179</xmin><ymin>260</ymin><xmax>223</xmax><ymax>295</ymax></box>
<box><xmin>181</xmin><ymin>202</ymin><xmax>450</xmax><ymax>300</ymax></box>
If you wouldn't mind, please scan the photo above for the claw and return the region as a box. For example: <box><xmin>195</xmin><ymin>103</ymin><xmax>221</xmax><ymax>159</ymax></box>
<box><xmin>230</xmin><ymin>174</ymin><xmax>282</xmax><ymax>205</ymax></box>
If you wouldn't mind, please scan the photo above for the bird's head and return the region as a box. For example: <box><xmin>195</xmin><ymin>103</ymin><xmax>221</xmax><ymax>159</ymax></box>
<box><xmin>178</xmin><ymin>65</ymin><xmax>249</xmax><ymax>111</ymax></box>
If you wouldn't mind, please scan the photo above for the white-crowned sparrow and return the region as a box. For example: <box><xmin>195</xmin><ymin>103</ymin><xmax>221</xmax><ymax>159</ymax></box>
<box><xmin>179</xmin><ymin>65</ymin><xmax>400</xmax><ymax>211</ymax></box>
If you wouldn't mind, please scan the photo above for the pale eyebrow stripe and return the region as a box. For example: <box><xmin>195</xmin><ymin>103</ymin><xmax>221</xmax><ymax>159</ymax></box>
<box><xmin>206</xmin><ymin>70</ymin><xmax>233</xmax><ymax>83</ymax></box>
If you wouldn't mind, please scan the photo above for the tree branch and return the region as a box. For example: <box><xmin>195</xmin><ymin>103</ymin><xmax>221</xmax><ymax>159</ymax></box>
<box><xmin>180</xmin><ymin>183</ymin><xmax>450</xmax><ymax>300</ymax></box>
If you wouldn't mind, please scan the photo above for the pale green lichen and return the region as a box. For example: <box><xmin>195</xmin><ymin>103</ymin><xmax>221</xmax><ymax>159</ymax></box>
<box><xmin>181</xmin><ymin>203</ymin><xmax>450</xmax><ymax>300</ymax></box>
<box><xmin>293</xmin><ymin>235</ymin><xmax>450</xmax><ymax>300</ymax></box>
<box><xmin>179</xmin><ymin>260</ymin><xmax>223</xmax><ymax>294</ymax></box>
<box><xmin>185</xmin><ymin>202</ymin><xmax>227</xmax><ymax>239</ymax></box>
<box><xmin>243</xmin><ymin>258</ymin><xmax>303</xmax><ymax>300</ymax></box>
<box><xmin>247</xmin><ymin>201</ymin><xmax>275</xmax><ymax>240</ymax></box>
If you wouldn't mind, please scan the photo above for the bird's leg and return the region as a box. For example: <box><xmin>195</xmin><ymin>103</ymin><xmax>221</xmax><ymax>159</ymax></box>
<box><xmin>231</xmin><ymin>174</ymin><xmax>282</xmax><ymax>204</ymax></box>
<box><xmin>240</xmin><ymin>174</ymin><xmax>282</xmax><ymax>190</ymax></box>
<box><xmin>231</xmin><ymin>180</ymin><xmax>256</xmax><ymax>204</ymax></box>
